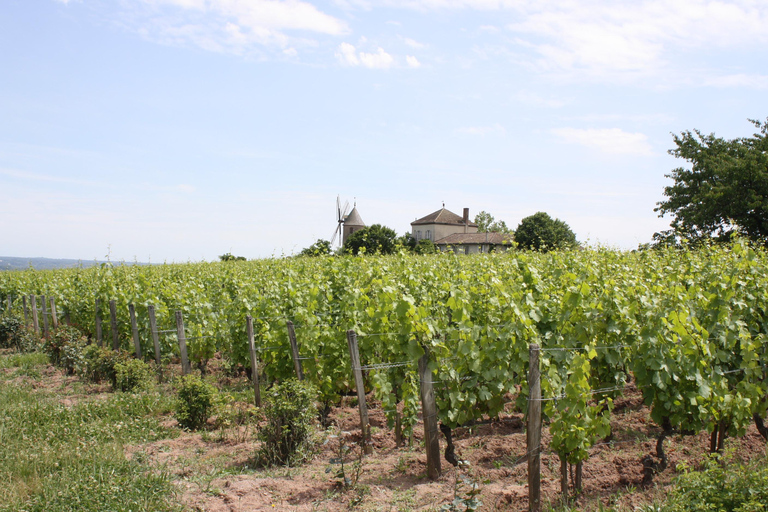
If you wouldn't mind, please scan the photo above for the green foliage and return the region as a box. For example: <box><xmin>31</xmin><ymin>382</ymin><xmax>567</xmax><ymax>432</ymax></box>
<box><xmin>299</xmin><ymin>239</ymin><xmax>333</xmax><ymax>257</ymax></box>
<box><xmin>114</xmin><ymin>357</ymin><xmax>155</xmax><ymax>392</ymax></box>
<box><xmin>415</xmin><ymin>238</ymin><xmax>438</xmax><ymax>254</ymax></box>
<box><xmin>256</xmin><ymin>380</ymin><xmax>318</xmax><ymax>467</ymax></box>
<box><xmin>474</xmin><ymin>210</ymin><xmax>511</xmax><ymax>233</ymax></box>
<box><xmin>43</xmin><ymin>325</ymin><xmax>88</xmax><ymax>374</ymax></box>
<box><xmin>656</xmin><ymin>118</ymin><xmax>768</xmax><ymax>245</ymax></box>
<box><xmin>441</xmin><ymin>461</ymin><xmax>483</xmax><ymax>511</ymax></box>
<box><xmin>344</xmin><ymin>224</ymin><xmax>399</xmax><ymax>255</ymax></box>
<box><xmin>80</xmin><ymin>344</ymin><xmax>127</xmax><ymax>386</ymax></box>
<box><xmin>514</xmin><ymin>212</ymin><xmax>577</xmax><ymax>251</ymax></box>
<box><xmin>661</xmin><ymin>453</ymin><xmax>768</xmax><ymax>512</ymax></box>
<box><xmin>0</xmin><ymin>316</ymin><xmax>23</xmax><ymax>349</ymax></box>
<box><xmin>325</xmin><ymin>427</ymin><xmax>364</xmax><ymax>490</ymax></box>
<box><xmin>0</xmin><ymin>316</ymin><xmax>38</xmax><ymax>352</ymax></box>
<box><xmin>175</xmin><ymin>374</ymin><xmax>219</xmax><ymax>431</ymax></box>
<box><xmin>218</xmin><ymin>253</ymin><xmax>246</xmax><ymax>261</ymax></box>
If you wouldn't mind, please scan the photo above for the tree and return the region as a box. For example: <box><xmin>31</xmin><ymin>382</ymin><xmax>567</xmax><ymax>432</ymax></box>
<box><xmin>655</xmin><ymin>118</ymin><xmax>768</xmax><ymax>245</ymax></box>
<box><xmin>474</xmin><ymin>210</ymin><xmax>511</xmax><ymax>233</ymax></box>
<box><xmin>414</xmin><ymin>239</ymin><xmax>438</xmax><ymax>254</ymax></box>
<box><xmin>219</xmin><ymin>253</ymin><xmax>246</xmax><ymax>261</ymax></box>
<box><xmin>343</xmin><ymin>224</ymin><xmax>398</xmax><ymax>255</ymax></box>
<box><xmin>514</xmin><ymin>212</ymin><xmax>577</xmax><ymax>251</ymax></box>
<box><xmin>299</xmin><ymin>239</ymin><xmax>332</xmax><ymax>257</ymax></box>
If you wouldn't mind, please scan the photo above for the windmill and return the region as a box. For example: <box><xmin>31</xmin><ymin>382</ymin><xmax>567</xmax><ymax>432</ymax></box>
<box><xmin>331</xmin><ymin>196</ymin><xmax>350</xmax><ymax>247</ymax></box>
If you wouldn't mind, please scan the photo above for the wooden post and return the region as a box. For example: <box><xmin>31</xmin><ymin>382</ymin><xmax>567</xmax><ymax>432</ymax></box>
<box><xmin>346</xmin><ymin>330</ymin><xmax>372</xmax><ymax>454</ymax></box>
<box><xmin>129</xmin><ymin>304</ymin><xmax>142</xmax><ymax>359</ymax></box>
<box><xmin>50</xmin><ymin>297</ymin><xmax>58</xmax><ymax>329</ymax></box>
<box><xmin>148</xmin><ymin>305</ymin><xmax>162</xmax><ymax>379</ymax></box>
<box><xmin>560</xmin><ymin>457</ymin><xmax>568</xmax><ymax>500</ymax></box>
<box><xmin>64</xmin><ymin>310</ymin><xmax>71</xmax><ymax>325</ymax></box>
<box><xmin>5</xmin><ymin>295</ymin><xmax>10</xmax><ymax>314</ymax></box>
<box><xmin>286</xmin><ymin>320</ymin><xmax>304</xmax><ymax>381</ymax></box>
<box><xmin>175</xmin><ymin>310</ymin><xmax>191</xmax><ymax>375</ymax></box>
<box><xmin>41</xmin><ymin>295</ymin><xmax>50</xmax><ymax>339</ymax></box>
<box><xmin>30</xmin><ymin>295</ymin><xmax>39</xmax><ymax>335</ymax></box>
<box><xmin>246</xmin><ymin>315</ymin><xmax>262</xmax><ymax>407</ymax></box>
<box><xmin>23</xmin><ymin>295</ymin><xmax>28</xmax><ymax>325</ymax></box>
<box><xmin>109</xmin><ymin>300</ymin><xmax>119</xmax><ymax>351</ymax></box>
<box><xmin>528</xmin><ymin>343</ymin><xmax>542</xmax><ymax>512</ymax></box>
<box><xmin>418</xmin><ymin>346</ymin><xmax>441</xmax><ymax>479</ymax></box>
<box><xmin>95</xmin><ymin>298</ymin><xmax>103</xmax><ymax>346</ymax></box>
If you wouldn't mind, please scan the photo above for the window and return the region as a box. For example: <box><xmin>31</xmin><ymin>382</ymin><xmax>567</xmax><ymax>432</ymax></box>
<box><xmin>417</xmin><ymin>230</ymin><xmax>422</xmax><ymax>240</ymax></box>
<box><xmin>426</xmin><ymin>230</ymin><xmax>432</xmax><ymax>241</ymax></box>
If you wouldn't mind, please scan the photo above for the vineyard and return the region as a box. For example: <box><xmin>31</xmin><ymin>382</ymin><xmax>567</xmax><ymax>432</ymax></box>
<box><xmin>2</xmin><ymin>243</ymin><xmax>768</xmax><ymax>509</ymax></box>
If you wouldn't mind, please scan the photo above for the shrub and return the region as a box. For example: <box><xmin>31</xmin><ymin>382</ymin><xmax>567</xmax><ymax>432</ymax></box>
<box><xmin>43</xmin><ymin>325</ymin><xmax>88</xmax><ymax>374</ymax></box>
<box><xmin>175</xmin><ymin>374</ymin><xmax>218</xmax><ymax>431</ymax></box>
<box><xmin>80</xmin><ymin>344</ymin><xmax>128</xmax><ymax>386</ymax></box>
<box><xmin>661</xmin><ymin>453</ymin><xmax>768</xmax><ymax>512</ymax></box>
<box><xmin>256</xmin><ymin>379</ymin><xmax>318</xmax><ymax>467</ymax></box>
<box><xmin>0</xmin><ymin>317</ymin><xmax>39</xmax><ymax>352</ymax></box>
<box><xmin>0</xmin><ymin>316</ymin><xmax>23</xmax><ymax>349</ymax></box>
<box><xmin>114</xmin><ymin>358</ymin><xmax>154</xmax><ymax>392</ymax></box>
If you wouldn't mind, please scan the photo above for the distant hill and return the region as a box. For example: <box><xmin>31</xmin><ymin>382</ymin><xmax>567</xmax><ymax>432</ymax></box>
<box><xmin>0</xmin><ymin>256</ymin><xmax>115</xmax><ymax>271</ymax></box>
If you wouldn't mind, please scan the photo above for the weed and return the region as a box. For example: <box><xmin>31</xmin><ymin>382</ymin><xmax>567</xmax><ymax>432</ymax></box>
<box><xmin>325</xmin><ymin>426</ymin><xmax>364</xmax><ymax>490</ymax></box>
<box><xmin>175</xmin><ymin>374</ymin><xmax>219</xmax><ymax>431</ymax></box>
<box><xmin>114</xmin><ymin>357</ymin><xmax>154</xmax><ymax>392</ymax></box>
<box><xmin>441</xmin><ymin>460</ymin><xmax>483</xmax><ymax>512</ymax></box>
<box><xmin>256</xmin><ymin>379</ymin><xmax>317</xmax><ymax>467</ymax></box>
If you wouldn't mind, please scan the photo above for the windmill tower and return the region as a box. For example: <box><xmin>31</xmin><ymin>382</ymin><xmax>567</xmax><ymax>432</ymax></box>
<box><xmin>331</xmin><ymin>196</ymin><xmax>366</xmax><ymax>248</ymax></box>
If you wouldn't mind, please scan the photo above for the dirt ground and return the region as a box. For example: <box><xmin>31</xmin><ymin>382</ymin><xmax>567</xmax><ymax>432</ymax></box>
<box><xmin>123</xmin><ymin>379</ymin><xmax>767</xmax><ymax>512</ymax></box>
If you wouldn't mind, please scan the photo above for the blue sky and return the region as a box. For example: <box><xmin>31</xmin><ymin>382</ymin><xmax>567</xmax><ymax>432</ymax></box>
<box><xmin>1</xmin><ymin>0</ymin><xmax>767</xmax><ymax>261</ymax></box>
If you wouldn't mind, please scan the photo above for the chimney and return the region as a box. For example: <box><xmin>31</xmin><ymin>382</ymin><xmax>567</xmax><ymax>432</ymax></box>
<box><xmin>463</xmin><ymin>208</ymin><xmax>469</xmax><ymax>233</ymax></box>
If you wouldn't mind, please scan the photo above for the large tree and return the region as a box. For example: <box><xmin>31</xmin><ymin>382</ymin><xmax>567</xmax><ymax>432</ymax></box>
<box><xmin>514</xmin><ymin>212</ymin><xmax>577</xmax><ymax>251</ymax></box>
<box><xmin>655</xmin><ymin>118</ymin><xmax>768</xmax><ymax>245</ymax></box>
<box><xmin>474</xmin><ymin>210</ymin><xmax>511</xmax><ymax>233</ymax></box>
<box><xmin>343</xmin><ymin>224</ymin><xmax>399</xmax><ymax>255</ymax></box>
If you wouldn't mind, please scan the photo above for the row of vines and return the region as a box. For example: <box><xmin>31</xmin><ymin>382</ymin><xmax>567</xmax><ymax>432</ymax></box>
<box><xmin>2</xmin><ymin>243</ymin><xmax>767</xmax><ymax>486</ymax></box>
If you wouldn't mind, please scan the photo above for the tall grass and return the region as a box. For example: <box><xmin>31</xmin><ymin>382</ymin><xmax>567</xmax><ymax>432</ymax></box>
<box><xmin>0</xmin><ymin>353</ymin><xmax>182</xmax><ymax>511</ymax></box>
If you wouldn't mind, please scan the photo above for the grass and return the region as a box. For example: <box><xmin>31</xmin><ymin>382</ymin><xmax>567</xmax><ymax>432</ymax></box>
<box><xmin>0</xmin><ymin>352</ymin><xmax>182</xmax><ymax>512</ymax></box>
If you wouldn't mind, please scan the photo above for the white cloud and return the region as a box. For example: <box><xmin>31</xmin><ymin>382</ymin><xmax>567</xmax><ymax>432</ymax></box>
<box><xmin>551</xmin><ymin>128</ymin><xmax>653</xmax><ymax>156</ymax></box>
<box><xmin>406</xmin><ymin>55</ymin><xmax>421</xmax><ymax>68</ymax></box>
<box><xmin>514</xmin><ymin>90</ymin><xmax>568</xmax><ymax>108</ymax></box>
<box><xmin>402</xmin><ymin>37</ymin><xmax>426</xmax><ymax>49</ymax></box>
<box><xmin>335</xmin><ymin>43</ymin><xmax>395</xmax><ymax>69</ymax></box>
<box><xmin>137</xmin><ymin>0</ymin><xmax>349</xmax><ymax>52</ymax></box>
<box><xmin>702</xmin><ymin>74</ymin><xmax>768</xmax><ymax>89</ymax></box>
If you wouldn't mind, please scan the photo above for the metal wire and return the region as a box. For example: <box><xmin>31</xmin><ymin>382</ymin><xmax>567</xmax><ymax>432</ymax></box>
<box><xmin>357</xmin><ymin>361</ymin><xmax>412</xmax><ymax>371</ymax></box>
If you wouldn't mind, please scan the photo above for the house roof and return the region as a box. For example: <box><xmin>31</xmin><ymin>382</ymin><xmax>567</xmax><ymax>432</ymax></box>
<box><xmin>343</xmin><ymin>206</ymin><xmax>365</xmax><ymax>227</ymax></box>
<box><xmin>435</xmin><ymin>232</ymin><xmax>513</xmax><ymax>245</ymax></box>
<box><xmin>411</xmin><ymin>208</ymin><xmax>477</xmax><ymax>227</ymax></box>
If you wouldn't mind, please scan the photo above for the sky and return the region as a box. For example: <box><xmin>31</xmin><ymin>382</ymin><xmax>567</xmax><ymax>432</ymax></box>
<box><xmin>1</xmin><ymin>0</ymin><xmax>767</xmax><ymax>262</ymax></box>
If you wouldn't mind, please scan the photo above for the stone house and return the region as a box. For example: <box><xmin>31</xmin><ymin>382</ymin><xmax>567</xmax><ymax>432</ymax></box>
<box><xmin>411</xmin><ymin>207</ymin><xmax>513</xmax><ymax>254</ymax></box>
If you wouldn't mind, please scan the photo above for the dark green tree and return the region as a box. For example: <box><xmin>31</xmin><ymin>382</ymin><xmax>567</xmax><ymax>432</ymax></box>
<box><xmin>474</xmin><ymin>210</ymin><xmax>511</xmax><ymax>233</ymax></box>
<box><xmin>219</xmin><ymin>253</ymin><xmax>246</xmax><ymax>261</ymax></box>
<box><xmin>414</xmin><ymin>239</ymin><xmax>438</xmax><ymax>254</ymax></box>
<box><xmin>343</xmin><ymin>224</ymin><xmax>398</xmax><ymax>255</ymax></box>
<box><xmin>299</xmin><ymin>239</ymin><xmax>332</xmax><ymax>257</ymax></box>
<box><xmin>655</xmin><ymin>118</ymin><xmax>768</xmax><ymax>245</ymax></box>
<box><xmin>514</xmin><ymin>212</ymin><xmax>577</xmax><ymax>252</ymax></box>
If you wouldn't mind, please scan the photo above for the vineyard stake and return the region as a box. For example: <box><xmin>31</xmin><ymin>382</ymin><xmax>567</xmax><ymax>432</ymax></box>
<box><xmin>109</xmin><ymin>300</ymin><xmax>119</xmax><ymax>351</ymax></box>
<box><xmin>346</xmin><ymin>330</ymin><xmax>372</xmax><ymax>455</ymax></box>
<box><xmin>41</xmin><ymin>295</ymin><xmax>50</xmax><ymax>339</ymax></box>
<box><xmin>418</xmin><ymin>346</ymin><xmax>441</xmax><ymax>479</ymax></box>
<box><xmin>528</xmin><ymin>343</ymin><xmax>542</xmax><ymax>512</ymax></box>
<box><xmin>50</xmin><ymin>297</ymin><xmax>58</xmax><ymax>330</ymax></box>
<box><xmin>5</xmin><ymin>295</ymin><xmax>10</xmax><ymax>314</ymax></box>
<box><xmin>95</xmin><ymin>298</ymin><xmax>103</xmax><ymax>346</ymax></box>
<box><xmin>129</xmin><ymin>304</ymin><xmax>142</xmax><ymax>359</ymax></box>
<box><xmin>23</xmin><ymin>295</ymin><xmax>28</xmax><ymax>325</ymax></box>
<box><xmin>175</xmin><ymin>310</ymin><xmax>192</xmax><ymax>376</ymax></box>
<box><xmin>148</xmin><ymin>305</ymin><xmax>162</xmax><ymax>379</ymax></box>
<box><xmin>30</xmin><ymin>295</ymin><xmax>39</xmax><ymax>335</ymax></box>
<box><xmin>286</xmin><ymin>320</ymin><xmax>304</xmax><ymax>381</ymax></box>
<box><xmin>246</xmin><ymin>315</ymin><xmax>262</xmax><ymax>407</ymax></box>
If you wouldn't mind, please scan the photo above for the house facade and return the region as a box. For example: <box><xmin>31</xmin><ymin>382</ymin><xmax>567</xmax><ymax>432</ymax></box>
<box><xmin>411</xmin><ymin>207</ymin><xmax>513</xmax><ymax>254</ymax></box>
